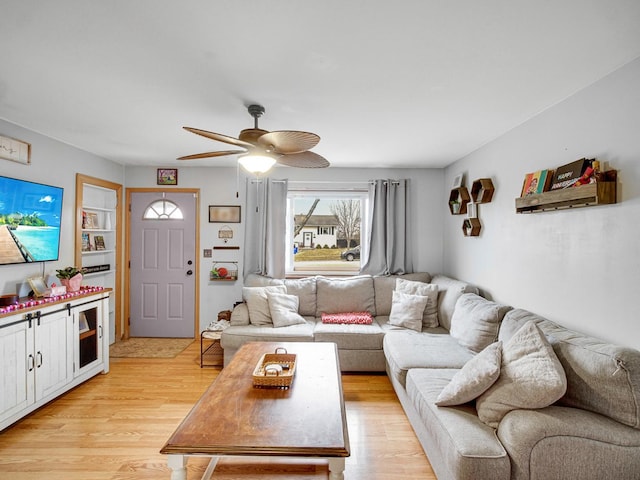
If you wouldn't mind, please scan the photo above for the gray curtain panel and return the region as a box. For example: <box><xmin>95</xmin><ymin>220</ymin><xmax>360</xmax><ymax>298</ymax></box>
<box><xmin>243</xmin><ymin>177</ymin><xmax>288</xmax><ymax>279</ymax></box>
<box><xmin>361</xmin><ymin>179</ymin><xmax>410</xmax><ymax>276</ymax></box>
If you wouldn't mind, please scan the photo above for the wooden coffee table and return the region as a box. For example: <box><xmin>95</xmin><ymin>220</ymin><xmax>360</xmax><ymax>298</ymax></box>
<box><xmin>161</xmin><ymin>341</ymin><xmax>350</xmax><ymax>479</ymax></box>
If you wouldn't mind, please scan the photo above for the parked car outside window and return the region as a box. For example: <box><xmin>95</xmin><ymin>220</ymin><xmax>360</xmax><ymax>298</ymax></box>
<box><xmin>340</xmin><ymin>245</ymin><xmax>360</xmax><ymax>261</ymax></box>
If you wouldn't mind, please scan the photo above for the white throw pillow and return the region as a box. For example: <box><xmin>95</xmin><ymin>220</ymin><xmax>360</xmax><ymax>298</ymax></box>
<box><xmin>229</xmin><ymin>302</ymin><xmax>250</xmax><ymax>326</ymax></box>
<box><xmin>389</xmin><ymin>291</ymin><xmax>429</xmax><ymax>332</ymax></box>
<box><xmin>476</xmin><ymin>321</ymin><xmax>567</xmax><ymax>428</ymax></box>
<box><xmin>435</xmin><ymin>341</ymin><xmax>502</xmax><ymax>406</ymax></box>
<box><xmin>267</xmin><ymin>292</ymin><xmax>306</xmax><ymax>328</ymax></box>
<box><xmin>449</xmin><ymin>293</ymin><xmax>512</xmax><ymax>354</ymax></box>
<box><xmin>242</xmin><ymin>285</ymin><xmax>287</xmax><ymax>326</ymax></box>
<box><xmin>395</xmin><ymin>278</ymin><xmax>439</xmax><ymax>328</ymax></box>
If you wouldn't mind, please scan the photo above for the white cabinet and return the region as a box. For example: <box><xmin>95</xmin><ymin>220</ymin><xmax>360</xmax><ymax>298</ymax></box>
<box><xmin>0</xmin><ymin>291</ymin><xmax>110</xmax><ymax>431</ymax></box>
<box><xmin>75</xmin><ymin>174</ymin><xmax>122</xmax><ymax>344</ymax></box>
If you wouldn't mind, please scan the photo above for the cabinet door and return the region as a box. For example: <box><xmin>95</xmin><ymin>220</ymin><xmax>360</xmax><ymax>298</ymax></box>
<box><xmin>34</xmin><ymin>310</ymin><xmax>73</xmax><ymax>400</ymax></box>
<box><xmin>0</xmin><ymin>320</ymin><xmax>34</xmax><ymax>424</ymax></box>
<box><xmin>74</xmin><ymin>300</ymin><xmax>103</xmax><ymax>376</ymax></box>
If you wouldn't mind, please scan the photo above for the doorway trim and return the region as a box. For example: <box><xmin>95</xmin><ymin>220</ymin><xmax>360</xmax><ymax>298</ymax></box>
<box><xmin>124</xmin><ymin>187</ymin><xmax>200</xmax><ymax>340</ymax></box>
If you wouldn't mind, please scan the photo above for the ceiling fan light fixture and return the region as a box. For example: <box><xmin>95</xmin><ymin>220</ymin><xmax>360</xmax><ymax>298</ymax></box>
<box><xmin>238</xmin><ymin>154</ymin><xmax>276</xmax><ymax>174</ymax></box>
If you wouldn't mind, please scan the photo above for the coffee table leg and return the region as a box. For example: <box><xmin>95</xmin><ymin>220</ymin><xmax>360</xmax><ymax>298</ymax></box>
<box><xmin>327</xmin><ymin>457</ymin><xmax>345</xmax><ymax>480</ymax></box>
<box><xmin>167</xmin><ymin>455</ymin><xmax>187</xmax><ymax>480</ymax></box>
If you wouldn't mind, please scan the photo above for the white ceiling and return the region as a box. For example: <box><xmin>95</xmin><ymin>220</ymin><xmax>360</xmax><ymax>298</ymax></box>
<box><xmin>1</xmin><ymin>1</ymin><xmax>640</xmax><ymax>169</ymax></box>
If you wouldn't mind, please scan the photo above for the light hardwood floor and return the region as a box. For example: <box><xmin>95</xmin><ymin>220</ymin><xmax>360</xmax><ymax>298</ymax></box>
<box><xmin>0</xmin><ymin>342</ymin><xmax>436</xmax><ymax>480</ymax></box>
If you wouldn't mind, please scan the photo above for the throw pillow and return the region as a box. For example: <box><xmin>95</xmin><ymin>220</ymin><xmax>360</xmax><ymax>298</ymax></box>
<box><xmin>321</xmin><ymin>312</ymin><xmax>373</xmax><ymax>325</ymax></box>
<box><xmin>476</xmin><ymin>321</ymin><xmax>567</xmax><ymax>428</ymax></box>
<box><xmin>229</xmin><ymin>302</ymin><xmax>250</xmax><ymax>326</ymax></box>
<box><xmin>449</xmin><ymin>293</ymin><xmax>512</xmax><ymax>353</ymax></box>
<box><xmin>388</xmin><ymin>291</ymin><xmax>429</xmax><ymax>332</ymax></box>
<box><xmin>242</xmin><ymin>285</ymin><xmax>287</xmax><ymax>326</ymax></box>
<box><xmin>395</xmin><ymin>278</ymin><xmax>439</xmax><ymax>328</ymax></box>
<box><xmin>315</xmin><ymin>276</ymin><xmax>376</xmax><ymax>317</ymax></box>
<box><xmin>435</xmin><ymin>341</ymin><xmax>502</xmax><ymax>406</ymax></box>
<box><xmin>267</xmin><ymin>292</ymin><xmax>306</xmax><ymax>328</ymax></box>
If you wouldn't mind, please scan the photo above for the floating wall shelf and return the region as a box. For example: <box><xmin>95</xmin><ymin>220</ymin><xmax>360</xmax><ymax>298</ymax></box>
<box><xmin>471</xmin><ymin>178</ymin><xmax>495</xmax><ymax>203</ymax></box>
<box><xmin>515</xmin><ymin>176</ymin><xmax>616</xmax><ymax>214</ymax></box>
<box><xmin>449</xmin><ymin>187</ymin><xmax>470</xmax><ymax>215</ymax></box>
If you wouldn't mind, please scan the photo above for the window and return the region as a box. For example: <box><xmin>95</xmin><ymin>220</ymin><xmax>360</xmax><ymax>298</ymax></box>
<box><xmin>286</xmin><ymin>186</ymin><xmax>369</xmax><ymax>276</ymax></box>
<box><xmin>143</xmin><ymin>199</ymin><xmax>184</xmax><ymax>219</ymax></box>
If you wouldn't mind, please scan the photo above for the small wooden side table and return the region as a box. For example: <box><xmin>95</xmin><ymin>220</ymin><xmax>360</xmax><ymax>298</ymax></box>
<box><xmin>200</xmin><ymin>330</ymin><xmax>223</xmax><ymax>368</ymax></box>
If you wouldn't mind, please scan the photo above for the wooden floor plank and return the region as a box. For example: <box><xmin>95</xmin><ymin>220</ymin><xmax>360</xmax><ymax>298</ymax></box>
<box><xmin>0</xmin><ymin>342</ymin><xmax>436</xmax><ymax>479</ymax></box>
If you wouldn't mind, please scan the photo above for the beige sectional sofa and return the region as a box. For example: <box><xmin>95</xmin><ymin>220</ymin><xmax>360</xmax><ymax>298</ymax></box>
<box><xmin>221</xmin><ymin>272</ymin><xmax>640</xmax><ymax>479</ymax></box>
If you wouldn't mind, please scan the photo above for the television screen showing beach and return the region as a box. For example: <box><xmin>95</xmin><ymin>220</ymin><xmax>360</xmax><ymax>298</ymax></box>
<box><xmin>0</xmin><ymin>176</ymin><xmax>64</xmax><ymax>265</ymax></box>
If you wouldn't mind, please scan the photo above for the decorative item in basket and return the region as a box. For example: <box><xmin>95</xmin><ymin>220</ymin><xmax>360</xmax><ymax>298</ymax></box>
<box><xmin>252</xmin><ymin>347</ymin><xmax>297</xmax><ymax>389</ymax></box>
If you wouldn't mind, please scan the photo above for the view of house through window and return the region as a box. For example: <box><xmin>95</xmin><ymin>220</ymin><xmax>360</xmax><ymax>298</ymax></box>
<box><xmin>286</xmin><ymin>188</ymin><xmax>368</xmax><ymax>275</ymax></box>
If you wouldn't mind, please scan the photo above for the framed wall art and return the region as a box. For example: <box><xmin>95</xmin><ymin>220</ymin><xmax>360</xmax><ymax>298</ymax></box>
<box><xmin>209</xmin><ymin>205</ymin><xmax>241</xmax><ymax>223</ymax></box>
<box><xmin>0</xmin><ymin>134</ymin><xmax>31</xmax><ymax>165</ymax></box>
<box><xmin>157</xmin><ymin>168</ymin><xmax>178</xmax><ymax>185</ymax></box>
<box><xmin>452</xmin><ymin>173</ymin><xmax>464</xmax><ymax>189</ymax></box>
<box><xmin>28</xmin><ymin>276</ymin><xmax>48</xmax><ymax>298</ymax></box>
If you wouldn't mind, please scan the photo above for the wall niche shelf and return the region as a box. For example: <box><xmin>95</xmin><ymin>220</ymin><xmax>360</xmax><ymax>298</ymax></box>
<box><xmin>449</xmin><ymin>187</ymin><xmax>470</xmax><ymax>215</ymax></box>
<box><xmin>515</xmin><ymin>175</ymin><xmax>616</xmax><ymax>214</ymax></box>
<box><xmin>462</xmin><ymin>218</ymin><xmax>481</xmax><ymax>237</ymax></box>
<box><xmin>471</xmin><ymin>178</ymin><xmax>495</xmax><ymax>203</ymax></box>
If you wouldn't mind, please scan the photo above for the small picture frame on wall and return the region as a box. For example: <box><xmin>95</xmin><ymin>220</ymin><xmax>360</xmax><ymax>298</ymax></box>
<box><xmin>157</xmin><ymin>168</ymin><xmax>178</xmax><ymax>185</ymax></box>
<box><xmin>452</xmin><ymin>174</ymin><xmax>464</xmax><ymax>189</ymax></box>
<box><xmin>209</xmin><ymin>205</ymin><xmax>241</xmax><ymax>223</ymax></box>
<box><xmin>0</xmin><ymin>134</ymin><xmax>31</xmax><ymax>165</ymax></box>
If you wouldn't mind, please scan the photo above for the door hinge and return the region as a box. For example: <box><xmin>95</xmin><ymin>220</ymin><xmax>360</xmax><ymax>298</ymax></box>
<box><xmin>128</xmin><ymin>317</ymin><xmax>130</xmax><ymax>326</ymax></box>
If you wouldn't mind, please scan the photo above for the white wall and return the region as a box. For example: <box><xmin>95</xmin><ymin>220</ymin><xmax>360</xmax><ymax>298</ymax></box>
<box><xmin>0</xmin><ymin>119</ymin><xmax>124</xmax><ymax>294</ymax></box>
<box><xmin>125</xmin><ymin>166</ymin><xmax>444</xmax><ymax>331</ymax></box>
<box><xmin>443</xmin><ymin>57</ymin><xmax>640</xmax><ymax>350</ymax></box>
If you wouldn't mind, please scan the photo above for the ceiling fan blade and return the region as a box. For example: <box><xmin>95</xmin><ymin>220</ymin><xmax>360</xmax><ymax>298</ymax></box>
<box><xmin>276</xmin><ymin>151</ymin><xmax>330</xmax><ymax>168</ymax></box>
<box><xmin>257</xmin><ymin>130</ymin><xmax>320</xmax><ymax>154</ymax></box>
<box><xmin>177</xmin><ymin>150</ymin><xmax>246</xmax><ymax>160</ymax></box>
<box><xmin>183</xmin><ymin>127</ymin><xmax>254</xmax><ymax>149</ymax></box>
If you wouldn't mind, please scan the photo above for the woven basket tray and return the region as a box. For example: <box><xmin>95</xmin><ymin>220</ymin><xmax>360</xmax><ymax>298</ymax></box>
<box><xmin>252</xmin><ymin>348</ymin><xmax>297</xmax><ymax>389</ymax></box>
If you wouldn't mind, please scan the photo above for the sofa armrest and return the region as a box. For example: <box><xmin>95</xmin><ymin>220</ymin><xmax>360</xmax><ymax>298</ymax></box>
<box><xmin>498</xmin><ymin>405</ymin><xmax>640</xmax><ymax>480</ymax></box>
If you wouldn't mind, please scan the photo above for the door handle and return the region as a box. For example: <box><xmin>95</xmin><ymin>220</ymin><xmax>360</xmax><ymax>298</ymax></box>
<box><xmin>36</xmin><ymin>351</ymin><xmax>43</xmax><ymax>368</ymax></box>
<box><xmin>28</xmin><ymin>354</ymin><xmax>35</xmax><ymax>372</ymax></box>
<box><xmin>186</xmin><ymin>270</ymin><xmax>193</xmax><ymax>276</ymax></box>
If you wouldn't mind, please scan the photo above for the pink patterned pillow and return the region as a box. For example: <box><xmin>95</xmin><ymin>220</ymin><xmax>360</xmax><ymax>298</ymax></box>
<box><xmin>321</xmin><ymin>312</ymin><xmax>373</xmax><ymax>325</ymax></box>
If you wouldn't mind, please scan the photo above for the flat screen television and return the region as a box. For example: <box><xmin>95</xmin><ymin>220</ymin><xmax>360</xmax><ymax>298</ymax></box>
<box><xmin>0</xmin><ymin>175</ymin><xmax>64</xmax><ymax>265</ymax></box>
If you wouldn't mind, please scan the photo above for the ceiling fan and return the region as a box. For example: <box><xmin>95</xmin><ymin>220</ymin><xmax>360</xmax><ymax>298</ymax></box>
<box><xmin>178</xmin><ymin>104</ymin><xmax>330</xmax><ymax>172</ymax></box>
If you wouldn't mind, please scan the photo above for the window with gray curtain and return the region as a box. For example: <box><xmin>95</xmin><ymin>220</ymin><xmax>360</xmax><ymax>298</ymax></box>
<box><xmin>360</xmin><ymin>179</ymin><xmax>411</xmax><ymax>275</ymax></box>
<box><xmin>243</xmin><ymin>177</ymin><xmax>288</xmax><ymax>279</ymax></box>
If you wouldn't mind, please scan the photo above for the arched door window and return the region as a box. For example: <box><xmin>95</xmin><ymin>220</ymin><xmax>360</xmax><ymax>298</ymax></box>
<box><xmin>143</xmin><ymin>199</ymin><xmax>184</xmax><ymax>219</ymax></box>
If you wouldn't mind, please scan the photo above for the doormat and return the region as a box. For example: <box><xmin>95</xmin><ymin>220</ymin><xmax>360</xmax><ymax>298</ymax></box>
<box><xmin>109</xmin><ymin>337</ymin><xmax>194</xmax><ymax>358</ymax></box>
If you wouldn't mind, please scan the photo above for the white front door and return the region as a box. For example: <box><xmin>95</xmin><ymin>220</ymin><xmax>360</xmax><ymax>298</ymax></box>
<box><xmin>129</xmin><ymin>192</ymin><xmax>197</xmax><ymax>338</ymax></box>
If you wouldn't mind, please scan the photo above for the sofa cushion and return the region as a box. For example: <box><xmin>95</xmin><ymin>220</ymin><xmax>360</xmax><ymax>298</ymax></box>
<box><xmin>436</xmin><ymin>341</ymin><xmax>502</xmax><ymax>406</ymax></box>
<box><xmin>450</xmin><ymin>293</ymin><xmax>512</xmax><ymax>354</ymax></box>
<box><xmin>384</xmin><ymin>330</ymin><xmax>474</xmax><ymax>388</ymax></box>
<box><xmin>267</xmin><ymin>292</ymin><xmax>306</xmax><ymax>328</ymax></box>
<box><xmin>315</xmin><ymin>275</ymin><xmax>376</xmax><ymax>317</ymax></box>
<box><xmin>220</xmin><ymin>320</ymin><xmax>316</xmax><ymax>350</ymax></box>
<box><xmin>395</xmin><ymin>278</ymin><xmax>439</xmax><ymax>328</ymax></box>
<box><xmin>244</xmin><ymin>273</ymin><xmax>284</xmax><ymax>287</ymax></box>
<box><xmin>284</xmin><ymin>276</ymin><xmax>317</xmax><ymax>316</ymax></box>
<box><xmin>430</xmin><ymin>274</ymin><xmax>479</xmax><ymax>331</ymax></box>
<box><xmin>500</xmin><ymin>308</ymin><xmax>640</xmax><ymax>430</ymax></box>
<box><xmin>406</xmin><ymin>369</ymin><xmax>510</xmax><ymax>478</ymax></box>
<box><xmin>314</xmin><ymin>320</ymin><xmax>385</xmax><ymax>350</ymax></box>
<box><xmin>476</xmin><ymin>321</ymin><xmax>567</xmax><ymax>428</ymax></box>
<box><xmin>242</xmin><ymin>285</ymin><xmax>287</xmax><ymax>326</ymax></box>
<box><xmin>230</xmin><ymin>302</ymin><xmax>250</xmax><ymax>326</ymax></box>
<box><xmin>389</xmin><ymin>291</ymin><xmax>429</xmax><ymax>332</ymax></box>
<box><xmin>373</xmin><ymin>272</ymin><xmax>431</xmax><ymax>316</ymax></box>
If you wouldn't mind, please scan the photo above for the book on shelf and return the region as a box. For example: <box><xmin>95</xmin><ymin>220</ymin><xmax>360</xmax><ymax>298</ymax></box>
<box><xmin>83</xmin><ymin>211</ymin><xmax>99</xmax><ymax>229</ymax></box>
<box><xmin>94</xmin><ymin>235</ymin><xmax>106</xmax><ymax>250</ymax></box>
<box><xmin>549</xmin><ymin>158</ymin><xmax>592</xmax><ymax>190</ymax></box>
<box><xmin>81</xmin><ymin>232</ymin><xmax>92</xmax><ymax>251</ymax></box>
<box><xmin>520</xmin><ymin>170</ymin><xmax>552</xmax><ymax>196</ymax></box>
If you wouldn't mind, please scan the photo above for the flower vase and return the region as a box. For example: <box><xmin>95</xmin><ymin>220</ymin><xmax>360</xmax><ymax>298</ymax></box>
<box><xmin>61</xmin><ymin>273</ymin><xmax>83</xmax><ymax>292</ymax></box>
